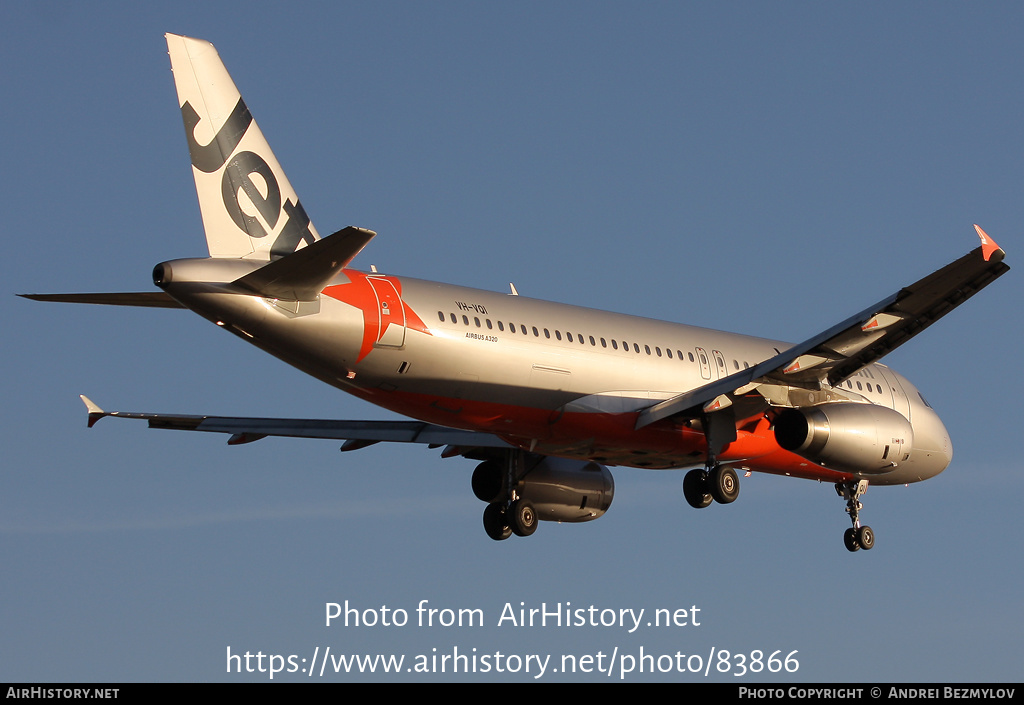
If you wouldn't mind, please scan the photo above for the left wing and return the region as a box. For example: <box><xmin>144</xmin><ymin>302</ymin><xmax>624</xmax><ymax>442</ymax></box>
<box><xmin>636</xmin><ymin>226</ymin><xmax>1009</xmax><ymax>429</ymax></box>
<box><xmin>80</xmin><ymin>396</ymin><xmax>513</xmax><ymax>453</ymax></box>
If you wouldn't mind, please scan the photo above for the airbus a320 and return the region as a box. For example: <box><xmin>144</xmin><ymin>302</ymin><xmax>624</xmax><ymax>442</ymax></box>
<box><xmin>23</xmin><ymin>34</ymin><xmax>1009</xmax><ymax>552</ymax></box>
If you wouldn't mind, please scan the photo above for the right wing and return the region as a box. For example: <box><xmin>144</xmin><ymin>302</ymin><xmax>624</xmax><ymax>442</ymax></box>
<box><xmin>79</xmin><ymin>396</ymin><xmax>514</xmax><ymax>454</ymax></box>
<box><xmin>636</xmin><ymin>226</ymin><xmax>1009</xmax><ymax>429</ymax></box>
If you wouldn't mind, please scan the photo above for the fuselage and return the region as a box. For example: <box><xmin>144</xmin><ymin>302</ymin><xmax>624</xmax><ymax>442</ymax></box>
<box><xmin>158</xmin><ymin>259</ymin><xmax>953</xmax><ymax>486</ymax></box>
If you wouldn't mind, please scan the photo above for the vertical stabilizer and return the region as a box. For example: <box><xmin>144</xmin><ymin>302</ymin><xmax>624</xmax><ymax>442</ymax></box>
<box><xmin>166</xmin><ymin>34</ymin><xmax>320</xmax><ymax>259</ymax></box>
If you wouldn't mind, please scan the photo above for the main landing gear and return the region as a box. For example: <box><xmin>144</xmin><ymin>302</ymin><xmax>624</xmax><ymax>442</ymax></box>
<box><xmin>476</xmin><ymin>452</ymin><xmax>538</xmax><ymax>541</ymax></box>
<box><xmin>482</xmin><ymin>498</ymin><xmax>536</xmax><ymax>540</ymax></box>
<box><xmin>683</xmin><ymin>464</ymin><xmax>740</xmax><ymax>508</ymax></box>
<box><xmin>837</xmin><ymin>480</ymin><xmax>874</xmax><ymax>552</ymax></box>
<box><xmin>684</xmin><ymin>409</ymin><xmax>740</xmax><ymax>510</ymax></box>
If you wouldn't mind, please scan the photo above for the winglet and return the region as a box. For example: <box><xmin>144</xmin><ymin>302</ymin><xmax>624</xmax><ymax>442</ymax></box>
<box><xmin>80</xmin><ymin>395</ymin><xmax>107</xmax><ymax>428</ymax></box>
<box><xmin>974</xmin><ymin>224</ymin><xmax>1002</xmax><ymax>262</ymax></box>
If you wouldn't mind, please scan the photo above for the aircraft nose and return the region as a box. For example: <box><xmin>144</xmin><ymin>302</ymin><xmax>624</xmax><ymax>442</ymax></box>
<box><xmin>912</xmin><ymin>413</ymin><xmax>953</xmax><ymax>480</ymax></box>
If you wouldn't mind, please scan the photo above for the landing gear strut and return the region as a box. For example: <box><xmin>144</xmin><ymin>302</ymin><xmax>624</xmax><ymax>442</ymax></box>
<box><xmin>683</xmin><ymin>464</ymin><xmax>739</xmax><ymax>508</ymax></box>
<box><xmin>836</xmin><ymin>480</ymin><xmax>874</xmax><ymax>552</ymax></box>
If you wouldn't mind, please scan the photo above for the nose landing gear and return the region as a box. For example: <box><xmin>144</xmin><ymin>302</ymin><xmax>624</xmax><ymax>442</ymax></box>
<box><xmin>837</xmin><ymin>480</ymin><xmax>874</xmax><ymax>552</ymax></box>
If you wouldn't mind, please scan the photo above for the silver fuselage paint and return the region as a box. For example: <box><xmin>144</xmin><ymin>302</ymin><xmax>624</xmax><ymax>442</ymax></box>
<box><xmin>158</xmin><ymin>259</ymin><xmax>952</xmax><ymax>485</ymax></box>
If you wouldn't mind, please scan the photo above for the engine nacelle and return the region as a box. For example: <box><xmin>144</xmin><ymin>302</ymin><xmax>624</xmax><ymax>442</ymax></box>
<box><xmin>774</xmin><ymin>402</ymin><xmax>914</xmax><ymax>475</ymax></box>
<box><xmin>472</xmin><ymin>456</ymin><xmax>614</xmax><ymax>523</ymax></box>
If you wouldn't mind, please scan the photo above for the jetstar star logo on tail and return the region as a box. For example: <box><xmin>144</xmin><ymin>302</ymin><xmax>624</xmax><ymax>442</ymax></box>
<box><xmin>323</xmin><ymin>271</ymin><xmax>431</xmax><ymax>362</ymax></box>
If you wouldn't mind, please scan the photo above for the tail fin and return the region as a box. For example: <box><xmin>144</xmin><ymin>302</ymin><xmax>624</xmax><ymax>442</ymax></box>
<box><xmin>166</xmin><ymin>34</ymin><xmax>320</xmax><ymax>259</ymax></box>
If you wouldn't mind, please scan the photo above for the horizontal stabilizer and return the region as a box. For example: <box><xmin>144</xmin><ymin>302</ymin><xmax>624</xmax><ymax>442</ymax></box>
<box><xmin>18</xmin><ymin>292</ymin><xmax>185</xmax><ymax>309</ymax></box>
<box><xmin>232</xmin><ymin>226</ymin><xmax>376</xmax><ymax>301</ymax></box>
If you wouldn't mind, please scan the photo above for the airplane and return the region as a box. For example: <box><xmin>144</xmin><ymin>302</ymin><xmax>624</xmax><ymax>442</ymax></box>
<box><xmin>21</xmin><ymin>34</ymin><xmax>1009</xmax><ymax>553</ymax></box>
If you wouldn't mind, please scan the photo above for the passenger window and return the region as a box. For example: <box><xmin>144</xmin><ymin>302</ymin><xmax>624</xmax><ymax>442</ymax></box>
<box><xmin>437</xmin><ymin>311</ymin><xmax>445</xmax><ymax>322</ymax></box>
<box><xmin>667</xmin><ymin>349</ymin><xmax>673</xmax><ymax>359</ymax></box>
<box><xmin>498</xmin><ymin>321</ymin><xmax>505</xmax><ymax>331</ymax></box>
<box><xmin>655</xmin><ymin>347</ymin><xmax>662</xmax><ymax>357</ymax></box>
<box><xmin>474</xmin><ymin>317</ymin><xmax>481</xmax><ymax>327</ymax></box>
<box><xmin>600</xmin><ymin>338</ymin><xmax>607</xmax><ymax>348</ymax></box>
<box><xmin>556</xmin><ymin>330</ymin><xmax>562</xmax><ymax>341</ymax></box>
<box><xmin>486</xmin><ymin>319</ymin><xmax>493</xmax><ymax>329</ymax></box>
<box><xmin>633</xmin><ymin>343</ymin><xmax>640</xmax><ymax>353</ymax></box>
<box><xmin>589</xmin><ymin>336</ymin><xmax>596</xmax><ymax>346</ymax></box>
<box><xmin>544</xmin><ymin>328</ymin><xmax>550</xmax><ymax>338</ymax></box>
<box><xmin>462</xmin><ymin>315</ymin><xmax>469</xmax><ymax>325</ymax></box>
<box><xmin>612</xmin><ymin>340</ymin><xmax>618</xmax><ymax>350</ymax></box>
<box><xmin>532</xmin><ymin>326</ymin><xmax>539</xmax><ymax>337</ymax></box>
<box><xmin>450</xmin><ymin>313</ymin><xmax>457</xmax><ymax>324</ymax></box>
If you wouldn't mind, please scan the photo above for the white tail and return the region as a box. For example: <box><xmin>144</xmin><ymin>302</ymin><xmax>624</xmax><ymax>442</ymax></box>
<box><xmin>166</xmin><ymin>34</ymin><xmax>320</xmax><ymax>259</ymax></box>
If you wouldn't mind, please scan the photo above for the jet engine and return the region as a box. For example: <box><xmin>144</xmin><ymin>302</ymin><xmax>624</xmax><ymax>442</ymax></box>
<box><xmin>774</xmin><ymin>402</ymin><xmax>914</xmax><ymax>475</ymax></box>
<box><xmin>472</xmin><ymin>456</ymin><xmax>614</xmax><ymax>522</ymax></box>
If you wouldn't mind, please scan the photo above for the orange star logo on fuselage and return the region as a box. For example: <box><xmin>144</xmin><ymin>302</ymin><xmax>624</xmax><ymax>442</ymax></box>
<box><xmin>322</xmin><ymin>271</ymin><xmax>431</xmax><ymax>362</ymax></box>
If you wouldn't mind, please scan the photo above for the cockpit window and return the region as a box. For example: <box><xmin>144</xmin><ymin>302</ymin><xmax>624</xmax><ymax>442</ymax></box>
<box><xmin>918</xmin><ymin>392</ymin><xmax>933</xmax><ymax>409</ymax></box>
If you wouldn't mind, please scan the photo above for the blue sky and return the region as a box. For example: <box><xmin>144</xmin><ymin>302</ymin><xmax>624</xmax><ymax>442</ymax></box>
<box><xmin>2</xmin><ymin>2</ymin><xmax>1022</xmax><ymax>682</ymax></box>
